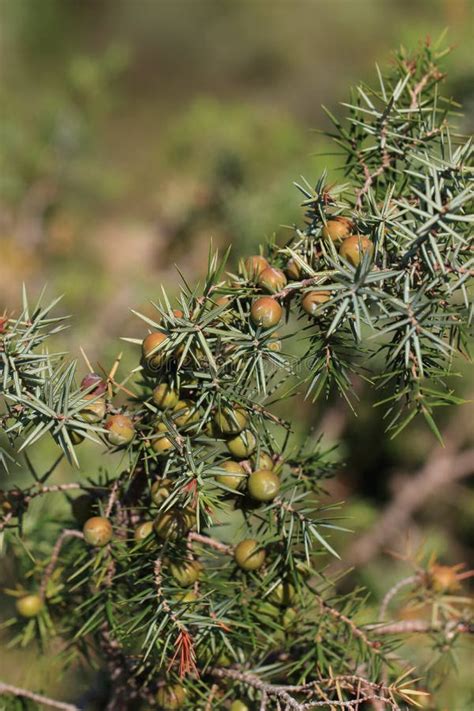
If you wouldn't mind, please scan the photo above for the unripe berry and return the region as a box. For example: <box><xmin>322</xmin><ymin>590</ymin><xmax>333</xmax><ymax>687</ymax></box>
<box><xmin>247</xmin><ymin>469</ymin><xmax>280</xmax><ymax>502</ymax></box>
<box><xmin>151</xmin><ymin>478</ymin><xmax>172</xmax><ymax>505</ymax></box>
<box><xmin>244</xmin><ymin>255</ymin><xmax>269</xmax><ymax>280</ymax></box>
<box><xmin>83</xmin><ymin>516</ymin><xmax>113</xmax><ymax>547</ymax></box>
<box><xmin>156</xmin><ymin>683</ymin><xmax>187</xmax><ymax>710</ymax></box>
<box><xmin>250</xmin><ymin>297</ymin><xmax>282</xmax><ymax>329</ymax></box>
<box><xmin>258</xmin><ymin>266</ymin><xmax>287</xmax><ymax>293</ymax></box>
<box><xmin>153</xmin><ymin>508</ymin><xmax>195</xmax><ymax>541</ymax></box>
<box><xmin>234</xmin><ymin>539</ymin><xmax>266</xmax><ymax>571</ymax></box>
<box><xmin>169</xmin><ymin>559</ymin><xmax>202</xmax><ymax>587</ymax></box>
<box><xmin>16</xmin><ymin>594</ymin><xmax>43</xmax><ymax>618</ymax></box>
<box><xmin>80</xmin><ymin>394</ymin><xmax>106</xmax><ymax>423</ymax></box>
<box><xmin>142</xmin><ymin>332</ymin><xmax>168</xmax><ymax>369</ymax></box>
<box><xmin>215</xmin><ymin>460</ymin><xmax>246</xmax><ymax>490</ymax></box>
<box><xmin>174</xmin><ymin>590</ymin><xmax>198</xmax><ymax>604</ymax></box>
<box><xmin>105</xmin><ymin>414</ymin><xmax>135</xmax><ymax>447</ymax></box>
<box><xmin>269</xmin><ymin>581</ymin><xmax>296</xmax><ymax>607</ymax></box>
<box><xmin>301</xmin><ymin>290</ymin><xmax>331</xmax><ymax>316</ymax></box>
<box><xmin>152</xmin><ymin>383</ymin><xmax>179</xmax><ymax>410</ymax></box>
<box><xmin>285</xmin><ymin>258</ymin><xmax>302</xmax><ymax>281</ymax></box>
<box><xmin>80</xmin><ymin>372</ymin><xmax>107</xmax><ymax>395</ymax></box>
<box><xmin>134</xmin><ymin>521</ymin><xmax>154</xmax><ymax>542</ymax></box>
<box><xmin>321</xmin><ymin>217</ymin><xmax>352</xmax><ymax>243</ymax></box>
<box><xmin>214</xmin><ymin>407</ymin><xmax>248</xmax><ymax>435</ymax></box>
<box><xmin>230</xmin><ymin>702</ymin><xmax>250</xmax><ymax>711</ymax></box>
<box><xmin>172</xmin><ymin>399</ymin><xmax>200</xmax><ymax>428</ymax></box>
<box><xmin>339</xmin><ymin>235</ymin><xmax>373</xmax><ymax>267</ymax></box>
<box><xmin>252</xmin><ymin>451</ymin><xmax>274</xmax><ymax>470</ymax></box>
<box><xmin>226</xmin><ymin>430</ymin><xmax>257</xmax><ymax>458</ymax></box>
<box><xmin>152</xmin><ymin>431</ymin><xmax>174</xmax><ymax>456</ymax></box>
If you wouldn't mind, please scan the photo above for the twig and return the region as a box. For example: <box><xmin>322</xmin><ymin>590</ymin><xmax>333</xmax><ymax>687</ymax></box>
<box><xmin>365</xmin><ymin>619</ymin><xmax>473</xmax><ymax>637</ymax></box>
<box><xmin>0</xmin><ymin>681</ymin><xmax>79</xmax><ymax>711</ymax></box>
<box><xmin>188</xmin><ymin>531</ymin><xmax>233</xmax><ymax>555</ymax></box>
<box><xmin>379</xmin><ymin>574</ymin><xmax>420</xmax><ymax>621</ymax></box>
<box><xmin>341</xmin><ymin>447</ymin><xmax>474</xmax><ymax>569</ymax></box>
<box><xmin>39</xmin><ymin>529</ymin><xmax>84</xmax><ymax>599</ymax></box>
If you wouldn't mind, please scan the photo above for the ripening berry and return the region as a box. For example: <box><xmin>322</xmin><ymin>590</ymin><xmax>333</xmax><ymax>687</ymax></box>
<box><xmin>80</xmin><ymin>394</ymin><xmax>106</xmax><ymax>423</ymax></box>
<box><xmin>170</xmin><ymin>559</ymin><xmax>202</xmax><ymax>587</ymax></box>
<box><xmin>134</xmin><ymin>521</ymin><xmax>154</xmax><ymax>542</ymax></box>
<box><xmin>172</xmin><ymin>399</ymin><xmax>199</xmax><ymax>428</ymax></box>
<box><xmin>151</xmin><ymin>478</ymin><xmax>172</xmax><ymax>505</ymax></box>
<box><xmin>234</xmin><ymin>539</ymin><xmax>266</xmax><ymax>571</ymax></box>
<box><xmin>230</xmin><ymin>702</ymin><xmax>250</xmax><ymax>711</ymax></box>
<box><xmin>226</xmin><ymin>430</ymin><xmax>257</xmax><ymax>458</ymax></box>
<box><xmin>285</xmin><ymin>258</ymin><xmax>302</xmax><ymax>281</ymax></box>
<box><xmin>301</xmin><ymin>290</ymin><xmax>331</xmax><ymax>316</ymax></box>
<box><xmin>214</xmin><ymin>295</ymin><xmax>231</xmax><ymax>308</ymax></box>
<box><xmin>152</xmin><ymin>383</ymin><xmax>179</xmax><ymax>410</ymax></box>
<box><xmin>16</xmin><ymin>594</ymin><xmax>44</xmax><ymax>618</ymax></box>
<box><xmin>153</xmin><ymin>508</ymin><xmax>195</xmax><ymax>541</ymax></box>
<box><xmin>142</xmin><ymin>332</ymin><xmax>168</xmax><ymax>369</ymax></box>
<box><xmin>172</xmin><ymin>309</ymin><xmax>184</xmax><ymax>319</ymax></box>
<box><xmin>215</xmin><ymin>460</ymin><xmax>246</xmax><ymax>490</ymax></box>
<box><xmin>252</xmin><ymin>451</ymin><xmax>274</xmax><ymax>470</ymax></box>
<box><xmin>339</xmin><ymin>235</ymin><xmax>373</xmax><ymax>267</ymax></box>
<box><xmin>156</xmin><ymin>683</ymin><xmax>187</xmax><ymax>710</ymax></box>
<box><xmin>80</xmin><ymin>372</ymin><xmax>107</xmax><ymax>395</ymax></box>
<box><xmin>250</xmin><ymin>297</ymin><xmax>282</xmax><ymax>329</ymax></box>
<box><xmin>247</xmin><ymin>469</ymin><xmax>280</xmax><ymax>502</ymax></box>
<box><xmin>105</xmin><ymin>415</ymin><xmax>135</xmax><ymax>446</ymax></box>
<box><xmin>269</xmin><ymin>581</ymin><xmax>296</xmax><ymax>607</ymax></box>
<box><xmin>258</xmin><ymin>266</ymin><xmax>287</xmax><ymax>293</ymax></box>
<box><xmin>321</xmin><ymin>217</ymin><xmax>352</xmax><ymax>243</ymax></box>
<box><xmin>83</xmin><ymin>516</ymin><xmax>113</xmax><ymax>547</ymax></box>
<box><xmin>244</xmin><ymin>255</ymin><xmax>269</xmax><ymax>280</ymax></box>
<box><xmin>214</xmin><ymin>406</ymin><xmax>248</xmax><ymax>435</ymax></box>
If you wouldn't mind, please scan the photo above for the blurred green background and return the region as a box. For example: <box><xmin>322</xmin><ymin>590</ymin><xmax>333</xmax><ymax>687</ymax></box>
<box><xmin>1</xmin><ymin>0</ymin><xmax>473</xmax><ymax>708</ymax></box>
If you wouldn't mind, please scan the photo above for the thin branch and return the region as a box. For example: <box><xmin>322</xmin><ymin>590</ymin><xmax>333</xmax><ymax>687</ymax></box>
<box><xmin>0</xmin><ymin>681</ymin><xmax>79</xmax><ymax>711</ymax></box>
<box><xmin>366</xmin><ymin>619</ymin><xmax>473</xmax><ymax>637</ymax></box>
<box><xmin>379</xmin><ymin>574</ymin><xmax>420</xmax><ymax>621</ymax></box>
<box><xmin>188</xmin><ymin>531</ymin><xmax>233</xmax><ymax>555</ymax></box>
<box><xmin>39</xmin><ymin>529</ymin><xmax>84</xmax><ymax>599</ymax></box>
<box><xmin>342</xmin><ymin>447</ymin><xmax>474</xmax><ymax>568</ymax></box>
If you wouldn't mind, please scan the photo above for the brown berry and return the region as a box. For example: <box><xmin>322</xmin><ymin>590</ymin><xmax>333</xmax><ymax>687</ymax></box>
<box><xmin>250</xmin><ymin>297</ymin><xmax>282</xmax><ymax>329</ymax></box>
<box><xmin>258</xmin><ymin>266</ymin><xmax>287</xmax><ymax>293</ymax></box>
<box><xmin>83</xmin><ymin>516</ymin><xmax>113</xmax><ymax>547</ymax></box>
<box><xmin>339</xmin><ymin>235</ymin><xmax>373</xmax><ymax>267</ymax></box>
<box><xmin>244</xmin><ymin>255</ymin><xmax>269</xmax><ymax>280</ymax></box>
<box><xmin>105</xmin><ymin>415</ymin><xmax>135</xmax><ymax>446</ymax></box>
<box><xmin>285</xmin><ymin>258</ymin><xmax>302</xmax><ymax>281</ymax></box>
<box><xmin>142</xmin><ymin>332</ymin><xmax>168</xmax><ymax>369</ymax></box>
<box><xmin>301</xmin><ymin>290</ymin><xmax>331</xmax><ymax>316</ymax></box>
<box><xmin>321</xmin><ymin>217</ymin><xmax>352</xmax><ymax>243</ymax></box>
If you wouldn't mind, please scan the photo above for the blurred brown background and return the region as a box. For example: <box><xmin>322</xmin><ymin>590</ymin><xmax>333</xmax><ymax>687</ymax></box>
<box><xmin>0</xmin><ymin>0</ymin><xmax>473</xmax><ymax>707</ymax></box>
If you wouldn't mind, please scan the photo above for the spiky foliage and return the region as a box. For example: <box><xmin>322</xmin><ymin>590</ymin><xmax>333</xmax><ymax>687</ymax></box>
<box><xmin>0</xmin><ymin>42</ymin><xmax>472</xmax><ymax>711</ymax></box>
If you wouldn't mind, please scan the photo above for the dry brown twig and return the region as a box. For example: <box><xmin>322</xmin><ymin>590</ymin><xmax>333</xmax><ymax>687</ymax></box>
<box><xmin>0</xmin><ymin>681</ymin><xmax>79</xmax><ymax>711</ymax></box>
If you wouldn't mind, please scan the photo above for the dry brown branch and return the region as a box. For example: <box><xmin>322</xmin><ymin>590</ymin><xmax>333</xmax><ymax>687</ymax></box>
<box><xmin>341</xmin><ymin>447</ymin><xmax>474</xmax><ymax>569</ymax></box>
<box><xmin>39</xmin><ymin>529</ymin><xmax>84</xmax><ymax>599</ymax></box>
<box><xmin>188</xmin><ymin>531</ymin><xmax>233</xmax><ymax>555</ymax></box>
<box><xmin>365</xmin><ymin>619</ymin><xmax>473</xmax><ymax>638</ymax></box>
<box><xmin>0</xmin><ymin>681</ymin><xmax>79</xmax><ymax>711</ymax></box>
